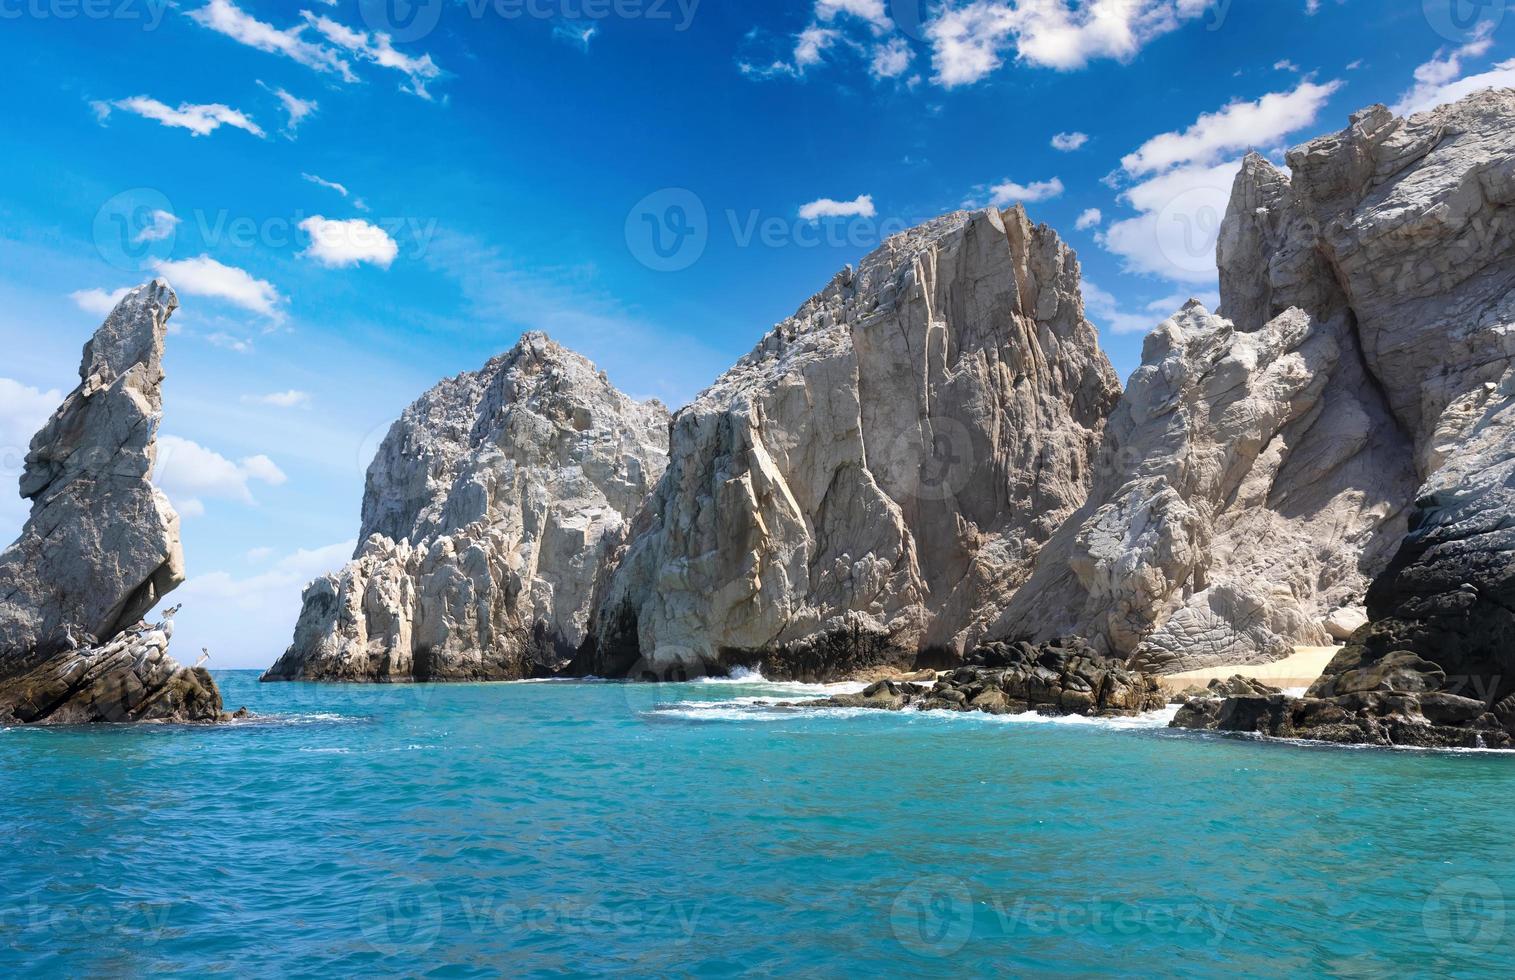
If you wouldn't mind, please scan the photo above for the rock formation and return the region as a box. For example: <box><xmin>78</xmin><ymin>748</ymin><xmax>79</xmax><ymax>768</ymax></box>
<box><xmin>0</xmin><ymin>281</ymin><xmax>224</xmax><ymax>724</ymax></box>
<box><xmin>581</xmin><ymin>207</ymin><xmax>1121</xmax><ymax>679</ymax></box>
<box><xmin>263</xmin><ymin>333</ymin><xmax>670</xmax><ymax>682</ymax></box>
<box><xmin>989</xmin><ymin>301</ymin><xmax>1411</xmax><ymax>672</ymax></box>
<box><xmin>794</xmin><ymin>637</ymin><xmax>1164</xmax><ymax>717</ymax></box>
<box><xmin>1172</xmin><ymin>88</ymin><xmax>1515</xmax><ymax>745</ymax></box>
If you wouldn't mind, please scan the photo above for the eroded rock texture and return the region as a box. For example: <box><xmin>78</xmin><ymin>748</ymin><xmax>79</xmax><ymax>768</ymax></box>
<box><xmin>1000</xmin><ymin>90</ymin><xmax>1515</xmax><ymax>675</ymax></box>
<box><xmin>263</xmin><ymin>333</ymin><xmax>670</xmax><ymax>682</ymax></box>
<box><xmin>1174</xmin><ymin>89</ymin><xmax>1515</xmax><ymax>744</ymax></box>
<box><xmin>0</xmin><ymin>281</ymin><xmax>223</xmax><ymax>724</ymax></box>
<box><xmin>583</xmin><ymin>207</ymin><xmax>1121</xmax><ymax>678</ymax></box>
<box><xmin>992</xmin><ymin>301</ymin><xmax>1411</xmax><ymax>672</ymax></box>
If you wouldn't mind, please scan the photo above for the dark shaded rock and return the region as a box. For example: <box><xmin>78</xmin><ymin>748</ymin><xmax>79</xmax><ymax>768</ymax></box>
<box><xmin>792</xmin><ymin>637</ymin><xmax>1165</xmax><ymax>718</ymax></box>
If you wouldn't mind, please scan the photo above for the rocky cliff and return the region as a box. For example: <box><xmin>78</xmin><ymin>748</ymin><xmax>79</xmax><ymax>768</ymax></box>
<box><xmin>1171</xmin><ymin>89</ymin><xmax>1515</xmax><ymax>746</ymax></box>
<box><xmin>582</xmin><ymin>207</ymin><xmax>1122</xmax><ymax>679</ymax></box>
<box><xmin>993</xmin><ymin>90</ymin><xmax>1515</xmax><ymax>675</ymax></box>
<box><xmin>0</xmin><ymin>281</ymin><xmax>224</xmax><ymax>724</ymax></box>
<box><xmin>263</xmin><ymin>333</ymin><xmax>670</xmax><ymax>682</ymax></box>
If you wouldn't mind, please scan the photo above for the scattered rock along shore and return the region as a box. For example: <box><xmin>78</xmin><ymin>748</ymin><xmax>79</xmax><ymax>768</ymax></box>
<box><xmin>0</xmin><ymin>281</ymin><xmax>230</xmax><ymax>725</ymax></box>
<box><xmin>794</xmin><ymin>638</ymin><xmax>1166</xmax><ymax>718</ymax></box>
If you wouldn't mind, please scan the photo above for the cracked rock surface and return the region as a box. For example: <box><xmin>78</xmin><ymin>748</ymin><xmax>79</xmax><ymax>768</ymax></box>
<box><xmin>264</xmin><ymin>333</ymin><xmax>670</xmax><ymax>682</ymax></box>
<box><xmin>0</xmin><ymin>280</ymin><xmax>224</xmax><ymax>724</ymax></box>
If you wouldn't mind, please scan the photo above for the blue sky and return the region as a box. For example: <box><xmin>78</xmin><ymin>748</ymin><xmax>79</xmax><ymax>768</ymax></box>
<box><xmin>1</xmin><ymin>0</ymin><xmax>1510</xmax><ymax>668</ymax></box>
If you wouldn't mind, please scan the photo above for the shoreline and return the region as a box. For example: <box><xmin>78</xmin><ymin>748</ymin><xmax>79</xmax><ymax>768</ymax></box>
<box><xmin>1157</xmin><ymin>646</ymin><xmax>1340</xmax><ymax>694</ymax></box>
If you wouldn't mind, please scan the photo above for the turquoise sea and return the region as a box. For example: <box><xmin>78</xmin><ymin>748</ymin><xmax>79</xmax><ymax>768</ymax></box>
<box><xmin>2</xmin><ymin>670</ymin><xmax>1511</xmax><ymax>977</ymax></box>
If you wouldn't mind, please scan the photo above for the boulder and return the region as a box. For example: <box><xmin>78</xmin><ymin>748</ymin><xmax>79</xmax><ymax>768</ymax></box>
<box><xmin>584</xmin><ymin>207</ymin><xmax>1121</xmax><ymax>678</ymax></box>
<box><xmin>1323</xmin><ymin>606</ymin><xmax>1368</xmax><ymax>641</ymax></box>
<box><xmin>263</xmin><ymin>333</ymin><xmax>670</xmax><ymax>682</ymax></box>
<box><xmin>0</xmin><ymin>281</ymin><xmax>224</xmax><ymax>724</ymax></box>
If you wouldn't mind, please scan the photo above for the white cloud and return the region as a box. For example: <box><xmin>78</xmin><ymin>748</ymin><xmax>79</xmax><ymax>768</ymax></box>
<box><xmin>243</xmin><ymin>390</ymin><xmax>312</xmax><ymax>409</ymax></box>
<box><xmin>299</xmin><ymin>216</ymin><xmax>400</xmax><ymax>269</ymax></box>
<box><xmin>1392</xmin><ymin>24</ymin><xmax>1506</xmax><ymax>116</ymax></box>
<box><xmin>204</xmin><ymin>331</ymin><xmax>254</xmax><ymax>354</ymax></box>
<box><xmin>96</xmin><ymin>96</ymin><xmax>264</xmax><ymax>138</ymax></box>
<box><xmin>926</xmin><ymin>0</ymin><xmax>1213</xmax><ymax>87</ymax></box>
<box><xmin>174</xmin><ymin>539</ymin><xmax>355</xmax><ymax>669</ymax></box>
<box><xmin>1274</xmin><ymin>59</ymin><xmax>1300</xmax><ymax>72</ymax></box>
<box><xmin>69</xmin><ymin>287</ymin><xmax>132</xmax><ymax>317</ymax></box>
<box><xmin>1101</xmin><ymin>158</ymin><xmax>1239</xmax><ymax>282</ymax></box>
<box><xmin>1103</xmin><ymin>78</ymin><xmax>1344</xmax><ymax>283</ymax></box>
<box><xmin>154</xmin><ymin>434</ymin><xmax>287</xmax><ymax>510</ymax></box>
<box><xmin>302</xmin><ymin>12</ymin><xmax>443</xmax><ymax>99</ymax></box>
<box><xmin>552</xmin><ymin>21</ymin><xmax>598</xmax><ymax>50</ymax></box>
<box><xmin>135</xmin><ymin>209</ymin><xmax>180</xmax><ymax>242</ymax></box>
<box><xmin>987</xmin><ymin>176</ymin><xmax>1064</xmax><ymax>206</ymax></box>
<box><xmin>301</xmin><ymin>172</ymin><xmax>350</xmax><ymax>197</ymax></box>
<box><xmin>187</xmin><ymin>0</ymin><xmax>442</xmax><ymax>99</ymax></box>
<box><xmin>149</xmin><ymin>256</ymin><xmax>283</xmax><ymax>319</ymax></box>
<box><xmin>188</xmin><ymin>0</ymin><xmax>354</xmax><ymax>78</ymax></box>
<box><xmin>816</xmin><ymin>0</ymin><xmax>892</xmax><ymax>30</ymax></box>
<box><xmin>871</xmin><ymin>36</ymin><xmax>914</xmax><ymax>78</ymax></box>
<box><xmin>258</xmin><ymin>81</ymin><xmax>318</xmax><ymax>134</ymax></box>
<box><xmin>798</xmin><ymin>194</ymin><xmax>876</xmax><ymax>220</ymax></box>
<box><xmin>1051</xmin><ymin>130</ymin><xmax>1089</xmax><ymax>151</ymax></box>
<box><xmin>1075</xmin><ymin>207</ymin><xmax>1103</xmax><ymax>230</ymax></box>
<box><xmin>1121</xmin><ymin>79</ymin><xmax>1342</xmax><ymax>176</ymax></box>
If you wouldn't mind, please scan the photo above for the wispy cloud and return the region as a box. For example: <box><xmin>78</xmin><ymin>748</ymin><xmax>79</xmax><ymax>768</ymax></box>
<box><xmin>93</xmin><ymin>95</ymin><xmax>264</xmax><ymax>138</ymax></box>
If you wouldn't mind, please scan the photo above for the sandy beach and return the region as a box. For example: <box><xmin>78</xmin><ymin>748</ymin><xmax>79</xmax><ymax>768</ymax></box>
<box><xmin>1159</xmin><ymin>646</ymin><xmax>1343</xmax><ymax>693</ymax></box>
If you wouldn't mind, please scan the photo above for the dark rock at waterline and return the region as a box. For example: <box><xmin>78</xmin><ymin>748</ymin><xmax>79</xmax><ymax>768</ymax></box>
<box><xmin>794</xmin><ymin>637</ymin><xmax>1165</xmax><ymax>718</ymax></box>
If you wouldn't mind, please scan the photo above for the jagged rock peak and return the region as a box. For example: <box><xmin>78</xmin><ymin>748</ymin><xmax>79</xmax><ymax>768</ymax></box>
<box><xmin>263</xmin><ymin>332</ymin><xmax>672</xmax><ymax>682</ymax></box>
<box><xmin>584</xmin><ymin>205</ymin><xmax>1122</xmax><ymax>679</ymax></box>
<box><xmin>0</xmin><ymin>280</ymin><xmax>225</xmax><ymax>724</ymax></box>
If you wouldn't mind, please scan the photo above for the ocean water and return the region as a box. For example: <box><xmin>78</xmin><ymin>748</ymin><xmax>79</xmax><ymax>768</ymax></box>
<box><xmin>3</xmin><ymin>670</ymin><xmax>1512</xmax><ymax>977</ymax></box>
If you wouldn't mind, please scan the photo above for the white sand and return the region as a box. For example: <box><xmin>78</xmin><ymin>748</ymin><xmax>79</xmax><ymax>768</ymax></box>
<box><xmin>1159</xmin><ymin>646</ymin><xmax>1341</xmax><ymax>693</ymax></box>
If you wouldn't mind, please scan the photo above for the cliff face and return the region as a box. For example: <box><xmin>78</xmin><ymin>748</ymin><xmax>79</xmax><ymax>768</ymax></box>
<box><xmin>1283</xmin><ymin>90</ymin><xmax>1515</xmax><ymax>708</ymax></box>
<box><xmin>263</xmin><ymin>333</ymin><xmax>670</xmax><ymax>682</ymax></box>
<box><xmin>993</xmin><ymin>90</ymin><xmax>1515</xmax><ymax>674</ymax></box>
<box><xmin>582</xmin><ymin>207</ymin><xmax>1122</xmax><ymax>678</ymax></box>
<box><xmin>0</xmin><ymin>281</ymin><xmax>223</xmax><ymax>724</ymax></box>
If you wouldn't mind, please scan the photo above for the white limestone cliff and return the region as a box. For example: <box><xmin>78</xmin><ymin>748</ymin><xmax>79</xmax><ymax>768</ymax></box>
<box><xmin>584</xmin><ymin>207</ymin><xmax>1122</xmax><ymax>678</ymax></box>
<box><xmin>263</xmin><ymin>332</ymin><xmax>670</xmax><ymax>681</ymax></box>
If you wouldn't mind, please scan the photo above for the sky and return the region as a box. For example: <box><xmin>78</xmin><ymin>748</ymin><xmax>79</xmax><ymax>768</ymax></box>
<box><xmin>0</xmin><ymin>0</ymin><xmax>1510</xmax><ymax>668</ymax></box>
